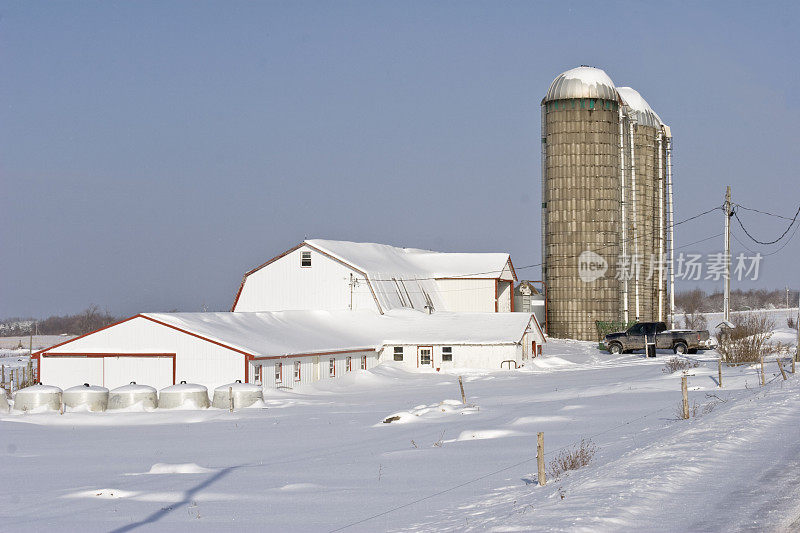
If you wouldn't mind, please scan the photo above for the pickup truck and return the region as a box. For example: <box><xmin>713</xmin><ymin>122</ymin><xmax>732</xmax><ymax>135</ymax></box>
<box><xmin>603</xmin><ymin>322</ymin><xmax>713</xmax><ymax>355</ymax></box>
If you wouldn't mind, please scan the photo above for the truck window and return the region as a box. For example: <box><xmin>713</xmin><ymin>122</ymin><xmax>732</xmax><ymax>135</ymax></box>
<box><xmin>656</xmin><ymin>322</ymin><xmax>667</xmax><ymax>333</ymax></box>
<box><xmin>628</xmin><ymin>324</ymin><xmax>644</xmax><ymax>335</ymax></box>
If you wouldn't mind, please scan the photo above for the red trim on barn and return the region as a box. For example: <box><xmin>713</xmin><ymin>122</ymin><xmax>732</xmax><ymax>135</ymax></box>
<box><xmin>230</xmin><ymin>242</ymin><xmax>385</xmax><ymax>314</ymax></box>
<box><xmin>139</xmin><ymin>315</ymin><xmax>254</xmax><ymax>357</ymax></box>
<box><xmin>38</xmin><ymin>353</ymin><xmax>176</xmax><ymax>386</ymax></box>
<box><xmin>249</xmin><ymin>348</ymin><xmax>376</xmax><ymax>361</ymax></box>
<box><xmin>31</xmin><ymin>315</ymin><xmax>143</xmax><ymax>358</ymax></box>
<box><xmin>506</xmin><ymin>258</ymin><xmax>518</xmax><ymax>282</ymax></box>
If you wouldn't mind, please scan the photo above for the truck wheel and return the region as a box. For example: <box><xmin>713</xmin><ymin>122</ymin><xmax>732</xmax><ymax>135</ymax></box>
<box><xmin>608</xmin><ymin>343</ymin><xmax>622</xmax><ymax>355</ymax></box>
<box><xmin>674</xmin><ymin>342</ymin><xmax>688</xmax><ymax>355</ymax></box>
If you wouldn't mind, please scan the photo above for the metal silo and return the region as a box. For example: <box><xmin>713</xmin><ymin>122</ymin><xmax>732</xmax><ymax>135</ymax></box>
<box><xmin>542</xmin><ymin>66</ymin><xmax>622</xmax><ymax>340</ymax></box>
<box><xmin>617</xmin><ymin>87</ymin><xmax>669</xmax><ymax>324</ymax></box>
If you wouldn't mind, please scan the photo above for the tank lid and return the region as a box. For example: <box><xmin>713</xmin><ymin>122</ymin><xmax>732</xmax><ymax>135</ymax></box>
<box><xmin>15</xmin><ymin>384</ymin><xmax>62</xmax><ymax>394</ymax></box>
<box><xmin>160</xmin><ymin>383</ymin><xmax>208</xmax><ymax>393</ymax></box>
<box><xmin>617</xmin><ymin>86</ymin><xmax>662</xmax><ymax>128</ymax></box>
<box><xmin>215</xmin><ymin>382</ymin><xmax>262</xmax><ymax>392</ymax></box>
<box><xmin>111</xmin><ymin>384</ymin><xmax>157</xmax><ymax>393</ymax></box>
<box><xmin>64</xmin><ymin>384</ymin><xmax>109</xmax><ymax>393</ymax></box>
<box><xmin>544</xmin><ymin>66</ymin><xmax>617</xmax><ymax>102</ymax></box>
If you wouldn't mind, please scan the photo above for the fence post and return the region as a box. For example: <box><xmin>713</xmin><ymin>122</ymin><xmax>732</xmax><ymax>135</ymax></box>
<box><xmin>718</xmin><ymin>358</ymin><xmax>723</xmax><ymax>388</ymax></box>
<box><xmin>760</xmin><ymin>357</ymin><xmax>766</xmax><ymax>386</ymax></box>
<box><xmin>778</xmin><ymin>359</ymin><xmax>788</xmax><ymax>381</ymax></box>
<box><xmin>537</xmin><ymin>432</ymin><xmax>546</xmax><ymax>486</ymax></box>
<box><xmin>458</xmin><ymin>376</ymin><xmax>467</xmax><ymax>405</ymax></box>
<box><xmin>681</xmin><ymin>375</ymin><xmax>689</xmax><ymax>419</ymax></box>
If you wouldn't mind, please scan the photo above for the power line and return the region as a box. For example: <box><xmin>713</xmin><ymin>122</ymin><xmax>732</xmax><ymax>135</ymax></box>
<box><xmin>734</xmin><ymin>203</ymin><xmax>797</xmax><ymax>221</ymax></box>
<box><xmin>733</xmin><ymin>205</ymin><xmax>800</xmax><ymax>245</ymax></box>
<box><xmin>361</xmin><ymin>205</ymin><xmax>723</xmax><ymax>282</ymax></box>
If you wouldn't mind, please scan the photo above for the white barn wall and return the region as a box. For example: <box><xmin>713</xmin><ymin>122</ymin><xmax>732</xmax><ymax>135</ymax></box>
<box><xmin>379</xmin><ymin>344</ymin><xmax>522</xmax><ymax>371</ymax></box>
<box><xmin>234</xmin><ymin>247</ymin><xmax>375</xmax><ymax>313</ymax></box>
<box><xmin>435</xmin><ymin>279</ymin><xmax>496</xmax><ymax>312</ymax></box>
<box><xmin>42</xmin><ymin>317</ymin><xmax>245</xmax><ymax>391</ymax></box>
<box><xmin>254</xmin><ymin>351</ymin><xmax>377</xmax><ymax>390</ymax></box>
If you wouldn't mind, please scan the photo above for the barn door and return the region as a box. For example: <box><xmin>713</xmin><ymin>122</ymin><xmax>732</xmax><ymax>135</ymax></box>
<box><xmin>417</xmin><ymin>347</ymin><xmax>432</xmax><ymax>368</ymax></box>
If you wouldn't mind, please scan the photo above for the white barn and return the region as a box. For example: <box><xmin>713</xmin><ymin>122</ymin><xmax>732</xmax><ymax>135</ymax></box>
<box><xmin>33</xmin><ymin>310</ymin><xmax>544</xmax><ymax>392</ymax></box>
<box><xmin>232</xmin><ymin>239</ymin><xmax>517</xmax><ymax>314</ymax></box>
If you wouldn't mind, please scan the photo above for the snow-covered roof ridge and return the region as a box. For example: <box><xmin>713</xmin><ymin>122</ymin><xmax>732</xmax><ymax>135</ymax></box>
<box><xmin>140</xmin><ymin>310</ymin><xmax>537</xmax><ymax>359</ymax></box>
<box><xmin>305</xmin><ymin>239</ymin><xmax>512</xmax><ymax>280</ymax></box>
<box><xmin>617</xmin><ymin>86</ymin><xmax>663</xmax><ymax>128</ymax></box>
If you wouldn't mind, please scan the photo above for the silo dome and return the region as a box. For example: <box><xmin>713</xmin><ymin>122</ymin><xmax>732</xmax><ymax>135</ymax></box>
<box><xmin>544</xmin><ymin>66</ymin><xmax>617</xmax><ymax>102</ymax></box>
<box><xmin>617</xmin><ymin>87</ymin><xmax>662</xmax><ymax>128</ymax></box>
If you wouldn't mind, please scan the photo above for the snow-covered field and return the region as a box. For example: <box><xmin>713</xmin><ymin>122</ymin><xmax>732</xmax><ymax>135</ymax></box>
<box><xmin>2</xmin><ymin>317</ymin><xmax>800</xmax><ymax>531</ymax></box>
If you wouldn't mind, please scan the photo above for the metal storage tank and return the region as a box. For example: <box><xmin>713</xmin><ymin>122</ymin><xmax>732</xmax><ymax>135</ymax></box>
<box><xmin>542</xmin><ymin>66</ymin><xmax>622</xmax><ymax>340</ymax></box>
<box><xmin>63</xmin><ymin>383</ymin><xmax>109</xmax><ymax>412</ymax></box>
<box><xmin>108</xmin><ymin>383</ymin><xmax>158</xmax><ymax>410</ymax></box>
<box><xmin>12</xmin><ymin>384</ymin><xmax>62</xmax><ymax>412</ymax></box>
<box><xmin>0</xmin><ymin>389</ymin><xmax>9</xmax><ymax>413</ymax></box>
<box><xmin>212</xmin><ymin>381</ymin><xmax>264</xmax><ymax>409</ymax></box>
<box><xmin>617</xmin><ymin>87</ymin><xmax>669</xmax><ymax>323</ymax></box>
<box><xmin>159</xmin><ymin>382</ymin><xmax>210</xmax><ymax>409</ymax></box>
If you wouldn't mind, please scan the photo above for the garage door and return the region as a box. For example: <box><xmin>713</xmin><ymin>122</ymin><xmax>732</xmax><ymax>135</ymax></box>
<box><xmin>103</xmin><ymin>356</ymin><xmax>174</xmax><ymax>390</ymax></box>
<box><xmin>40</xmin><ymin>356</ymin><xmax>103</xmax><ymax>390</ymax></box>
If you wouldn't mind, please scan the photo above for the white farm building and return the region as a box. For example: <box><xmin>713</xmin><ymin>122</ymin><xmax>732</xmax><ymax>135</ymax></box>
<box><xmin>232</xmin><ymin>239</ymin><xmax>518</xmax><ymax>314</ymax></box>
<box><xmin>34</xmin><ymin>240</ymin><xmax>544</xmax><ymax>393</ymax></box>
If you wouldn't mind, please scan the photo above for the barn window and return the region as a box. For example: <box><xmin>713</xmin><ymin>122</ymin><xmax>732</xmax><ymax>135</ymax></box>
<box><xmin>253</xmin><ymin>365</ymin><xmax>262</xmax><ymax>384</ymax></box>
<box><xmin>293</xmin><ymin>361</ymin><xmax>301</xmax><ymax>381</ymax></box>
<box><xmin>393</xmin><ymin>347</ymin><xmax>403</xmax><ymax>361</ymax></box>
<box><xmin>442</xmin><ymin>347</ymin><xmax>453</xmax><ymax>362</ymax></box>
<box><xmin>301</xmin><ymin>251</ymin><xmax>312</xmax><ymax>267</ymax></box>
<box><xmin>329</xmin><ymin>358</ymin><xmax>335</xmax><ymax>377</ymax></box>
<box><xmin>346</xmin><ymin>356</ymin><xmax>352</xmax><ymax>372</ymax></box>
<box><xmin>275</xmin><ymin>362</ymin><xmax>282</xmax><ymax>382</ymax></box>
<box><xmin>360</xmin><ymin>355</ymin><xmax>367</xmax><ymax>370</ymax></box>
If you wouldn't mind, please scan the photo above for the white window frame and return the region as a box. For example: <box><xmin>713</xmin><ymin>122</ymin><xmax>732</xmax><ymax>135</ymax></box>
<box><xmin>393</xmin><ymin>346</ymin><xmax>403</xmax><ymax>361</ymax></box>
<box><xmin>360</xmin><ymin>355</ymin><xmax>367</xmax><ymax>370</ymax></box>
<box><xmin>418</xmin><ymin>346</ymin><xmax>432</xmax><ymax>367</ymax></box>
<box><xmin>293</xmin><ymin>361</ymin><xmax>301</xmax><ymax>381</ymax></box>
<box><xmin>329</xmin><ymin>358</ymin><xmax>335</xmax><ymax>378</ymax></box>
<box><xmin>300</xmin><ymin>250</ymin><xmax>312</xmax><ymax>268</ymax></box>
<box><xmin>346</xmin><ymin>356</ymin><xmax>352</xmax><ymax>372</ymax></box>
<box><xmin>442</xmin><ymin>346</ymin><xmax>453</xmax><ymax>362</ymax></box>
<box><xmin>275</xmin><ymin>362</ymin><xmax>282</xmax><ymax>383</ymax></box>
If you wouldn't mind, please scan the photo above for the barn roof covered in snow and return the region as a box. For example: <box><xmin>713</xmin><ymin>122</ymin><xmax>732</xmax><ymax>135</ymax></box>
<box><xmin>305</xmin><ymin>239</ymin><xmax>513</xmax><ymax>280</ymax></box>
<box><xmin>133</xmin><ymin>309</ymin><xmax>539</xmax><ymax>358</ymax></box>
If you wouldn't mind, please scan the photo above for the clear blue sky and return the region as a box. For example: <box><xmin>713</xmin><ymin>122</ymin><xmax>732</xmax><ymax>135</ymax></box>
<box><xmin>2</xmin><ymin>1</ymin><xmax>798</xmax><ymax>318</ymax></box>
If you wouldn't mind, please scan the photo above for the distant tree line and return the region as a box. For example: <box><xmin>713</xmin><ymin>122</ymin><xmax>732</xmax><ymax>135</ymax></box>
<box><xmin>0</xmin><ymin>305</ymin><xmax>120</xmax><ymax>336</ymax></box>
<box><xmin>676</xmin><ymin>288</ymin><xmax>798</xmax><ymax>314</ymax></box>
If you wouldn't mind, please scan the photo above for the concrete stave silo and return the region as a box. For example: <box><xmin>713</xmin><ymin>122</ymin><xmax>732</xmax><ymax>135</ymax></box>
<box><xmin>542</xmin><ymin>68</ymin><xmax>673</xmax><ymax>340</ymax></box>
<box><xmin>542</xmin><ymin>66</ymin><xmax>622</xmax><ymax>340</ymax></box>
<box><xmin>617</xmin><ymin>87</ymin><xmax>669</xmax><ymax>324</ymax></box>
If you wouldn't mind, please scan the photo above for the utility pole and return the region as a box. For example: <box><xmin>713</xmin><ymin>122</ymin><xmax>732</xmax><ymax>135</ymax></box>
<box><xmin>723</xmin><ymin>186</ymin><xmax>731</xmax><ymax>323</ymax></box>
<box><xmin>786</xmin><ymin>286</ymin><xmax>789</xmax><ymax>309</ymax></box>
<box><xmin>796</xmin><ymin>292</ymin><xmax>799</xmax><ymax>363</ymax></box>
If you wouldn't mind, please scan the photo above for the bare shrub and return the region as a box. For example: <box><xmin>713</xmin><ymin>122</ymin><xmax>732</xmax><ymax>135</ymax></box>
<box><xmin>548</xmin><ymin>438</ymin><xmax>597</xmax><ymax>479</ymax></box>
<box><xmin>674</xmin><ymin>400</ymin><xmax>700</xmax><ymax>420</ymax></box>
<box><xmin>681</xmin><ymin>312</ymin><xmax>708</xmax><ymax>331</ymax></box>
<box><xmin>662</xmin><ymin>357</ymin><xmax>700</xmax><ymax>374</ymax></box>
<box><xmin>788</xmin><ymin>316</ymin><xmax>797</xmax><ymax>330</ymax></box>
<box><xmin>717</xmin><ymin>313</ymin><xmax>774</xmax><ymax>364</ymax></box>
